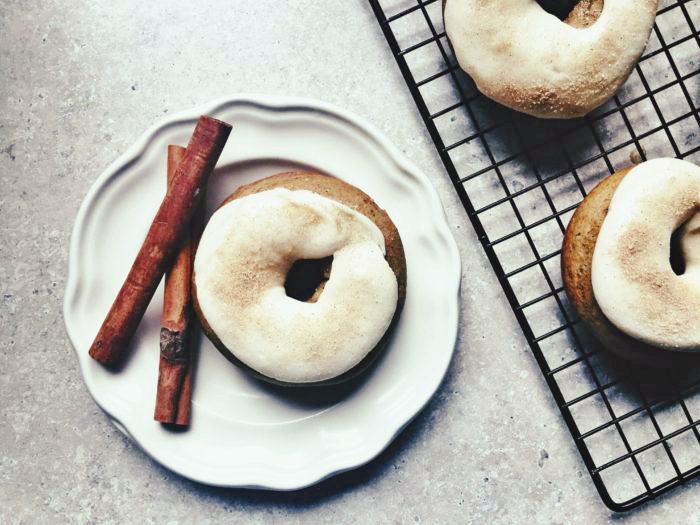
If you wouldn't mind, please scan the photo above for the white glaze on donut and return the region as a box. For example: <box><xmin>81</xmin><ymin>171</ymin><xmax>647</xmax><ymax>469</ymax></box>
<box><xmin>444</xmin><ymin>0</ymin><xmax>658</xmax><ymax>118</ymax></box>
<box><xmin>592</xmin><ymin>158</ymin><xmax>700</xmax><ymax>351</ymax></box>
<box><xmin>194</xmin><ymin>188</ymin><xmax>399</xmax><ymax>383</ymax></box>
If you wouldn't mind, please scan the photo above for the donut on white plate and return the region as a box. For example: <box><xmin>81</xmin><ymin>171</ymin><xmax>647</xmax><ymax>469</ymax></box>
<box><xmin>192</xmin><ymin>172</ymin><xmax>406</xmax><ymax>387</ymax></box>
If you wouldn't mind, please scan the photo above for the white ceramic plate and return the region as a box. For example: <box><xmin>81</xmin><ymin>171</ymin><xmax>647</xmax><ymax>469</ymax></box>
<box><xmin>64</xmin><ymin>95</ymin><xmax>461</xmax><ymax>489</ymax></box>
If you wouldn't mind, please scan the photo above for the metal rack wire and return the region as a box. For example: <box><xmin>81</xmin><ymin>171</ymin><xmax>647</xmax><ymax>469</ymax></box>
<box><xmin>368</xmin><ymin>0</ymin><xmax>700</xmax><ymax>512</ymax></box>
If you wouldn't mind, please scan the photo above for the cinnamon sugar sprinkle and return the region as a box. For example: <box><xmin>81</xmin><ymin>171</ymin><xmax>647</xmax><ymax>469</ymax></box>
<box><xmin>616</xmin><ymin>218</ymin><xmax>697</xmax><ymax>342</ymax></box>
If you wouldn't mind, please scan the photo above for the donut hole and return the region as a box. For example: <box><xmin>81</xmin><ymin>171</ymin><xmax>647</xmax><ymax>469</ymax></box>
<box><xmin>538</xmin><ymin>0</ymin><xmax>578</xmax><ymax>19</ymax></box>
<box><xmin>670</xmin><ymin>221</ymin><xmax>689</xmax><ymax>276</ymax></box>
<box><xmin>538</xmin><ymin>0</ymin><xmax>603</xmax><ymax>27</ymax></box>
<box><xmin>284</xmin><ymin>256</ymin><xmax>333</xmax><ymax>303</ymax></box>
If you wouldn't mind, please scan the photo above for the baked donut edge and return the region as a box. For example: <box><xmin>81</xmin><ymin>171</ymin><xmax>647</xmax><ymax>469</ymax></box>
<box><xmin>192</xmin><ymin>171</ymin><xmax>407</xmax><ymax>387</ymax></box>
<box><xmin>562</xmin><ymin>166</ymin><xmax>700</xmax><ymax>368</ymax></box>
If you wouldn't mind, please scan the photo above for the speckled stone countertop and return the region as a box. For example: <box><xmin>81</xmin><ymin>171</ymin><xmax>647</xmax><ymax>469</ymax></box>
<box><xmin>2</xmin><ymin>1</ymin><xmax>699</xmax><ymax>523</ymax></box>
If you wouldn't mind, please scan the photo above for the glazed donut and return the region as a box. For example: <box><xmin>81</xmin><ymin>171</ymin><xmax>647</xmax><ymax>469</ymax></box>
<box><xmin>592</xmin><ymin>159</ymin><xmax>700</xmax><ymax>350</ymax></box>
<box><xmin>193</xmin><ymin>172</ymin><xmax>406</xmax><ymax>386</ymax></box>
<box><xmin>443</xmin><ymin>0</ymin><xmax>658</xmax><ymax>118</ymax></box>
<box><xmin>562</xmin><ymin>158</ymin><xmax>700</xmax><ymax>364</ymax></box>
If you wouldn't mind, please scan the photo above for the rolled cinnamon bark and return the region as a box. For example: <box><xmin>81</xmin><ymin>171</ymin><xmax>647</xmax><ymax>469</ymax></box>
<box><xmin>88</xmin><ymin>116</ymin><xmax>231</xmax><ymax>369</ymax></box>
<box><xmin>154</xmin><ymin>145</ymin><xmax>203</xmax><ymax>425</ymax></box>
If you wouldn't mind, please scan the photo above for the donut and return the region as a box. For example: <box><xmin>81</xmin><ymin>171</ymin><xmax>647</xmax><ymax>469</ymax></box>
<box><xmin>192</xmin><ymin>172</ymin><xmax>407</xmax><ymax>386</ymax></box>
<box><xmin>562</xmin><ymin>158</ymin><xmax>700</xmax><ymax>365</ymax></box>
<box><xmin>443</xmin><ymin>0</ymin><xmax>658</xmax><ymax>118</ymax></box>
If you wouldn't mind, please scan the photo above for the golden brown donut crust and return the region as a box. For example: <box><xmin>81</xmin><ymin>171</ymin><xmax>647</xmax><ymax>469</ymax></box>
<box><xmin>192</xmin><ymin>171</ymin><xmax>407</xmax><ymax>387</ymax></box>
<box><xmin>565</xmin><ymin>0</ymin><xmax>603</xmax><ymax>29</ymax></box>
<box><xmin>562</xmin><ymin>167</ymin><xmax>699</xmax><ymax>367</ymax></box>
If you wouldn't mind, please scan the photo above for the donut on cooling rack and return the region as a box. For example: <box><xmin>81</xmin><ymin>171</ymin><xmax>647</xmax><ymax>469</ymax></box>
<box><xmin>443</xmin><ymin>0</ymin><xmax>658</xmax><ymax>119</ymax></box>
<box><xmin>192</xmin><ymin>171</ymin><xmax>407</xmax><ymax>387</ymax></box>
<box><xmin>562</xmin><ymin>158</ymin><xmax>700</xmax><ymax>366</ymax></box>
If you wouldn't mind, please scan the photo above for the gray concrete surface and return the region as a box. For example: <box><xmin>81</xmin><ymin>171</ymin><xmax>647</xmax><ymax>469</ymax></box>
<box><xmin>2</xmin><ymin>0</ymin><xmax>699</xmax><ymax>523</ymax></box>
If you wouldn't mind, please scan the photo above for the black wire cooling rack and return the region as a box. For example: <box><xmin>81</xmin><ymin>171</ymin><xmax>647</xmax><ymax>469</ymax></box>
<box><xmin>369</xmin><ymin>0</ymin><xmax>700</xmax><ymax>512</ymax></box>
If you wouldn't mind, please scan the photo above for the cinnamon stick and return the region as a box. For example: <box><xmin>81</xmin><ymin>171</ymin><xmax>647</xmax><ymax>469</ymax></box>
<box><xmin>154</xmin><ymin>145</ymin><xmax>203</xmax><ymax>425</ymax></box>
<box><xmin>89</xmin><ymin>116</ymin><xmax>231</xmax><ymax>369</ymax></box>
